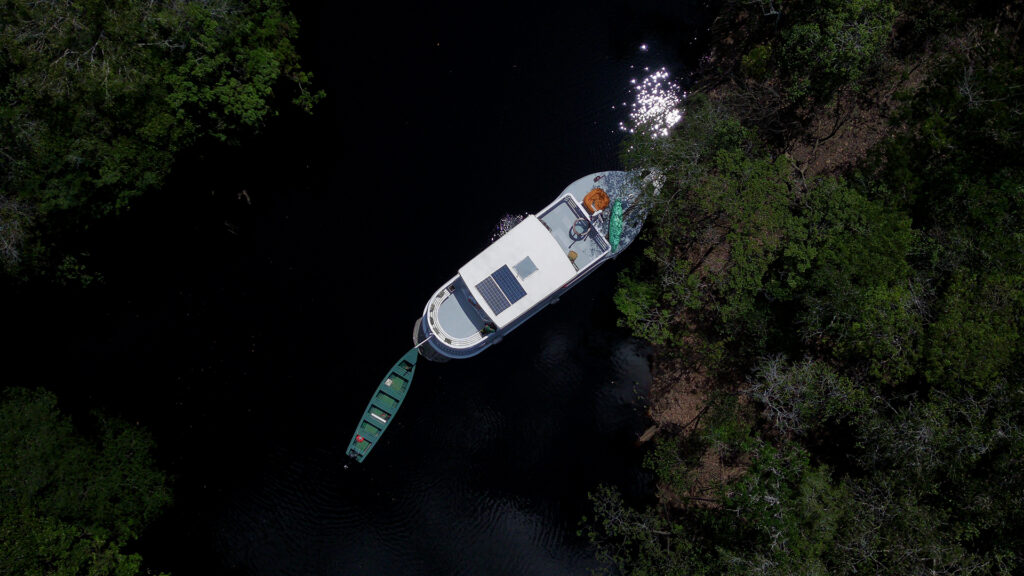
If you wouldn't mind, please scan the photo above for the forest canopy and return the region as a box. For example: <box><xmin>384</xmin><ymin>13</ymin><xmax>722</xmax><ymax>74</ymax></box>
<box><xmin>0</xmin><ymin>0</ymin><xmax>321</xmax><ymax>275</ymax></box>
<box><xmin>0</xmin><ymin>388</ymin><xmax>172</xmax><ymax>576</ymax></box>
<box><xmin>0</xmin><ymin>2</ymin><xmax>317</xmax><ymax>573</ymax></box>
<box><xmin>593</xmin><ymin>0</ymin><xmax>1024</xmax><ymax>574</ymax></box>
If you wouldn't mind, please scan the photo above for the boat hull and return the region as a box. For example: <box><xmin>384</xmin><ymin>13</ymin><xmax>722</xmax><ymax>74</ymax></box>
<box><xmin>346</xmin><ymin>348</ymin><xmax>418</xmax><ymax>462</ymax></box>
<box><xmin>413</xmin><ymin>170</ymin><xmax>647</xmax><ymax>362</ymax></box>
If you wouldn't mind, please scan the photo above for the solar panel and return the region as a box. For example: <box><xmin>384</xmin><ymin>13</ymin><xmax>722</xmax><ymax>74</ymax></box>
<box><xmin>476</xmin><ymin>276</ymin><xmax>511</xmax><ymax>314</ymax></box>
<box><xmin>492</xmin><ymin>265</ymin><xmax>527</xmax><ymax>304</ymax></box>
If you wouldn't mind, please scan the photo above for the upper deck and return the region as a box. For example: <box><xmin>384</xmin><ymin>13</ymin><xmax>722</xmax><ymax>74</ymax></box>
<box><xmin>459</xmin><ymin>215</ymin><xmax>579</xmax><ymax>328</ymax></box>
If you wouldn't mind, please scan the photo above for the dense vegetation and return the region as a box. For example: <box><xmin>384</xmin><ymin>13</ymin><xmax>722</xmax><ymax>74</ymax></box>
<box><xmin>1</xmin><ymin>1</ymin><xmax>317</xmax><ymax>573</ymax></box>
<box><xmin>0</xmin><ymin>0</ymin><xmax>320</xmax><ymax>278</ymax></box>
<box><xmin>592</xmin><ymin>0</ymin><xmax>1023</xmax><ymax>574</ymax></box>
<box><xmin>1</xmin><ymin>388</ymin><xmax>171</xmax><ymax>576</ymax></box>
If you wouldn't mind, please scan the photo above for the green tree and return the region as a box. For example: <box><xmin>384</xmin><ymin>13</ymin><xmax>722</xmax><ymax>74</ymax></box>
<box><xmin>598</xmin><ymin>3</ymin><xmax>1024</xmax><ymax>575</ymax></box>
<box><xmin>616</xmin><ymin>97</ymin><xmax>802</xmax><ymax>357</ymax></box>
<box><xmin>747</xmin><ymin>355</ymin><xmax>873</xmax><ymax>437</ymax></box>
<box><xmin>781</xmin><ymin>0</ymin><xmax>897</xmax><ymax>100</ymax></box>
<box><xmin>788</xmin><ymin>177</ymin><xmax>920</xmax><ymax>382</ymax></box>
<box><xmin>855</xmin><ymin>386</ymin><xmax>1024</xmax><ymax>573</ymax></box>
<box><xmin>584</xmin><ymin>485</ymin><xmax>714</xmax><ymax>576</ymax></box>
<box><xmin>703</xmin><ymin>148</ymin><xmax>798</xmax><ymax>336</ymax></box>
<box><xmin>0</xmin><ymin>0</ymin><xmax>322</xmax><ymax>273</ymax></box>
<box><xmin>720</xmin><ymin>441</ymin><xmax>854</xmax><ymax>576</ymax></box>
<box><xmin>0</xmin><ymin>388</ymin><xmax>171</xmax><ymax>576</ymax></box>
<box><xmin>925</xmin><ymin>272</ymin><xmax>1023</xmax><ymax>391</ymax></box>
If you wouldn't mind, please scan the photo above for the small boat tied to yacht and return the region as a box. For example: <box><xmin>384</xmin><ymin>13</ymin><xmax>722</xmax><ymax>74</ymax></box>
<box><xmin>346</xmin><ymin>170</ymin><xmax>655</xmax><ymax>462</ymax></box>
<box><xmin>346</xmin><ymin>348</ymin><xmax>417</xmax><ymax>463</ymax></box>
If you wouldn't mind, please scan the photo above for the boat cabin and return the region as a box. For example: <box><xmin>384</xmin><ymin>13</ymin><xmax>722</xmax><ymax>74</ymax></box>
<box><xmin>420</xmin><ymin>179</ymin><xmax>621</xmax><ymax>360</ymax></box>
<box><xmin>458</xmin><ymin>193</ymin><xmax>609</xmax><ymax>329</ymax></box>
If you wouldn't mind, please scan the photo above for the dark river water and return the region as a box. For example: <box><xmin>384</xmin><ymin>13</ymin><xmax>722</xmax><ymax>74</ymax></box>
<box><xmin>4</xmin><ymin>1</ymin><xmax>715</xmax><ymax>574</ymax></box>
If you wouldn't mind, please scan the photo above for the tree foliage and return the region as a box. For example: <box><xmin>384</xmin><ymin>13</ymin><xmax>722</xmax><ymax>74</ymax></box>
<box><xmin>0</xmin><ymin>388</ymin><xmax>171</xmax><ymax>576</ymax></box>
<box><xmin>925</xmin><ymin>272</ymin><xmax>1023</xmax><ymax>391</ymax></box>
<box><xmin>780</xmin><ymin>0</ymin><xmax>897</xmax><ymax>100</ymax></box>
<box><xmin>593</xmin><ymin>1</ymin><xmax>1024</xmax><ymax>574</ymax></box>
<box><xmin>584</xmin><ymin>485</ymin><xmax>713</xmax><ymax>576</ymax></box>
<box><xmin>746</xmin><ymin>355</ymin><xmax>872</xmax><ymax>437</ymax></box>
<box><xmin>615</xmin><ymin>95</ymin><xmax>803</xmax><ymax>360</ymax></box>
<box><xmin>717</xmin><ymin>441</ymin><xmax>853</xmax><ymax>575</ymax></box>
<box><xmin>0</xmin><ymin>0</ymin><xmax>322</xmax><ymax>273</ymax></box>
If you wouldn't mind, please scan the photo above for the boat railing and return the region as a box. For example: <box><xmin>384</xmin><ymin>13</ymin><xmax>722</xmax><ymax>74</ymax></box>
<box><xmin>426</xmin><ymin>288</ymin><xmax>486</xmax><ymax>349</ymax></box>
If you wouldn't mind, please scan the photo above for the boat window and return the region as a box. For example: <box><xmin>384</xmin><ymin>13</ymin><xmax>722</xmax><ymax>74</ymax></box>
<box><xmin>514</xmin><ymin>257</ymin><xmax>538</xmax><ymax>279</ymax></box>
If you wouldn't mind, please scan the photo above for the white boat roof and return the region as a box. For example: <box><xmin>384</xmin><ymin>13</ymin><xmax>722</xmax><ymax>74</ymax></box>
<box><xmin>459</xmin><ymin>215</ymin><xmax>575</xmax><ymax>328</ymax></box>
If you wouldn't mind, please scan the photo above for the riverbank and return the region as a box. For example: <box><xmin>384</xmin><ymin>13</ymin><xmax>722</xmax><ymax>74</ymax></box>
<box><xmin>638</xmin><ymin>0</ymin><xmax>955</xmax><ymax>438</ymax></box>
<box><xmin>640</xmin><ymin>0</ymin><xmax>932</xmax><ymax>465</ymax></box>
<box><xmin>640</xmin><ymin>0</ymin><xmax>937</xmax><ymax>417</ymax></box>
<box><xmin>606</xmin><ymin>13</ymin><xmax>1024</xmax><ymax>575</ymax></box>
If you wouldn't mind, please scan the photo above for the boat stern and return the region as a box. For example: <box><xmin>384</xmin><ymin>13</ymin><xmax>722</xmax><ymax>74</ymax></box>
<box><xmin>413</xmin><ymin>278</ymin><xmax>498</xmax><ymax>361</ymax></box>
<box><xmin>413</xmin><ymin>316</ymin><xmax>451</xmax><ymax>362</ymax></box>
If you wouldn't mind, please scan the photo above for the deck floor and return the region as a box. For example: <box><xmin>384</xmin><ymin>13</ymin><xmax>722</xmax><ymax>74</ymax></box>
<box><xmin>539</xmin><ymin>197</ymin><xmax>607</xmax><ymax>270</ymax></box>
<box><xmin>437</xmin><ymin>286</ymin><xmax>487</xmax><ymax>338</ymax></box>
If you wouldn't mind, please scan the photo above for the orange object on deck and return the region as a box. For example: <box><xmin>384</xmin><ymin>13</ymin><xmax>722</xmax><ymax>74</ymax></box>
<box><xmin>583</xmin><ymin>187</ymin><xmax>610</xmax><ymax>214</ymax></box>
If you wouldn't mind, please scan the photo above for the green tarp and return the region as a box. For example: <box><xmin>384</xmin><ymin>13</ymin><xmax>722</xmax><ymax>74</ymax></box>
<box><xmin>609</xmin><ymin>200</ymin><xmax>624</xmax><ymax>252</ymax></box>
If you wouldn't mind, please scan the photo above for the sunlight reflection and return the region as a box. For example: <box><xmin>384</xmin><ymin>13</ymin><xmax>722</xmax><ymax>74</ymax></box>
<box><xmin>618</xmin><ymin>67</ymin><xmax>683</xmax><ymax>138</ymax></box>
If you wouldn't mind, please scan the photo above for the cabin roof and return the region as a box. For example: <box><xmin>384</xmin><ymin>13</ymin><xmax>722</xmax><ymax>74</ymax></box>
<box><xmin>459</xmin><ymin>215</ymin><xmax>575</xmax><ymax>328</ymax></box>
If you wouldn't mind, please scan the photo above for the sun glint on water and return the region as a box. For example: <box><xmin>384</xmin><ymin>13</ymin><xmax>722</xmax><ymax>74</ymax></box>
<box><xmin>619</xmin><ymin>67</ymin><xmax>683</xmax><ymax>138</ymax></box>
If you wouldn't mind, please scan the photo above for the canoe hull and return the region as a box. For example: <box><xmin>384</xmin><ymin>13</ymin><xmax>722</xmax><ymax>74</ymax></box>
<box><xmin>346</xmin><ymin>348</ymin><xmax>419</xmax><ymax>462</ymax></box>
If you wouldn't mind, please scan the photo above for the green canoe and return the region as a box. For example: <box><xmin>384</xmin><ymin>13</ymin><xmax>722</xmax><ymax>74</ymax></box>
<box><xmin>346</xmin><ymin>348</ymin><xmax>418</xmax><ymax>462</ymax></box>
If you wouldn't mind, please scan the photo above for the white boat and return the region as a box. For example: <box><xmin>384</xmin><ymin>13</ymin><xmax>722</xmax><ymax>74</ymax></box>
<box><xmin>413</xmin><ymin>170</ymin><xmax>652</xmax><ymax>362</ymax></box>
